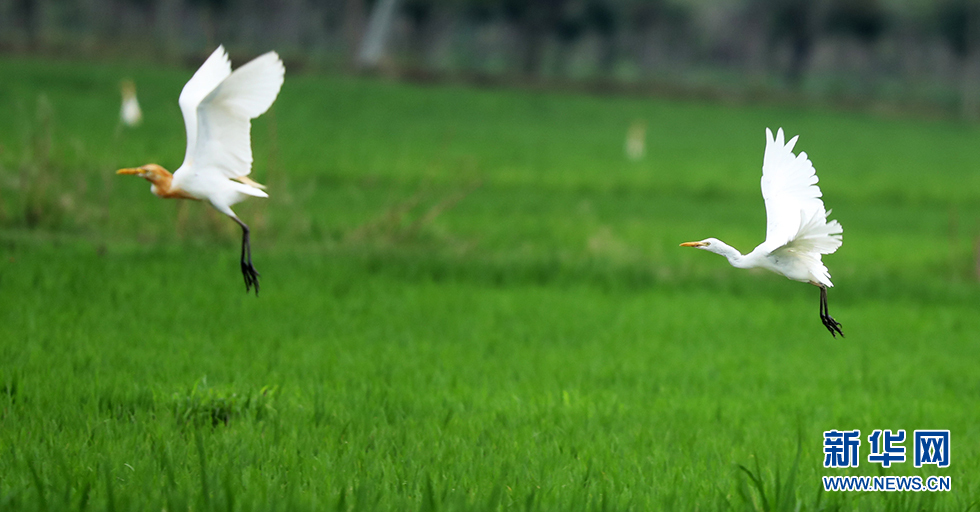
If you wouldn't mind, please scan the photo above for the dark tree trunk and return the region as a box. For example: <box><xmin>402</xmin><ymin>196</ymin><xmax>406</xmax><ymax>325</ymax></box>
<box><xmin>786</xmin><ymin>32</ymin><xmax>813</xmax><ymax>86</ymax></box>
<box><xmin>344</xmin><ymin>0</ymin><xmax>367</xmax><ymax>65</ymax></box>
<box><xmin>357</xmin><ymin>0</ymin><xmax>401</xmax><ymax>70</ymax></box>
<box><xmin>520</xmin><ymin>20</ymin><xmax>548</xmax><ymax>76</ymax></box>
<box><xmin>960</xmin><ymin>4</ymin><xmax>980</xmax><ymax>119</ymax></box>
<box><xmin>516</xmin><ymin>0</ymin><xmax>569</xmax><ymax>78</ymax></box>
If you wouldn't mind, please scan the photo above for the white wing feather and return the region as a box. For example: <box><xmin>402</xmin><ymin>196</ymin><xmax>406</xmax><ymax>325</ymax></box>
<box><xmin>759</xmin><ymin>128</ymin><xmax>841</xmax><ymax>253</ymax></box>
<box><xmin>178</xmin><ymin>46</ymin><xmax>232</xmax><ymax>166</ymax></box>
<box><xmin>190</xmin><ymin>51</ymin><xmax>285</xmax><ymax>180</ymax></box>
<box><xmin>758</xmin><ymin>128</ymin><xmax>842</xmax><ymax>286</ymax></box>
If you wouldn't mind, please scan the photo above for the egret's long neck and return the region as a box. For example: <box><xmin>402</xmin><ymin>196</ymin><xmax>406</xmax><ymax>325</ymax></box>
<box><xmin>146</xmin><ymin>168</ymin><xmax>194</xmax><ymax>200</ymax></box>
<box><xmin>707</xmin><ymin>240</ymin><xmax>749</xmax><ymax>268</ymax></box>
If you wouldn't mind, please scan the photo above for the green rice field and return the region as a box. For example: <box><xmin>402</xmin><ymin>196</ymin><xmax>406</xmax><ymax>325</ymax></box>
<box><xmin>1</xmin><ymin>56</ymin><xmax>979</xmax><ymax>510</ymax></box>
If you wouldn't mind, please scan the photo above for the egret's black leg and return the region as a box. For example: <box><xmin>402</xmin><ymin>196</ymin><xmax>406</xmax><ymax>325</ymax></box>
<box><xmin>232</xmin><ymin>217</ymin><xmax>260</xmax><ymax>295</ymax></box>
<box><xmin>819</xmin><ymin>286</ymin><xmax>843</xmax><ymax>338</ymax></box>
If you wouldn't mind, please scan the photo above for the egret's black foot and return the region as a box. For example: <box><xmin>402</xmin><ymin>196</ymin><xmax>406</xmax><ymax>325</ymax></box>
<box><xmin>241</xmin><ymin>259</ymin><xmax>260</xmax><ymax>295</ymax></box>
<box><xmin>821</xmin><ymin>313</ymin><xmax>843</xmax><ymax>338</ymax></box>
<box><xmin>234</xmin><ymin>216</ymin><xmax>260</xmax><ymax>296</ymax></box>
<box><xmin>818</xmin><ymin>285</ymin><xmax>843</xmax><ymax>338</ymax></box>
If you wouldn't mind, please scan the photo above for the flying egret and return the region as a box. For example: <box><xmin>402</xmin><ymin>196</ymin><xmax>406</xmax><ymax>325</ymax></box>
<box><xmin>680</xmin><ymin>128</ymin><xmax>844</xmax><ymax>337</ymax></box>
<box><xmin>117</xmin><ymin>46</ymin><xmax>284</xmax><ymax>295</ymax></box>
<box><xmin>120</xmin><ymin>79</ymin><xmax>143</xmax><ymax>127</ymax></box>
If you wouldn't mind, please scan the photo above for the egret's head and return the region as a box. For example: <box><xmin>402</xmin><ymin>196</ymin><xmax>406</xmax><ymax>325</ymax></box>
<box><xmin>116</xmin><ymin>164</ymin><xmax>171</xmax><ymax>184</ymax></box>
<box><xmin>679</xmin><ymin>238</ymin><xmax>719</xmax><ymax>250</ymax></box>
<box><xmin>680</xmin><ymin>238</ymin><xmax>742</xmax><ymax>262</ymax></box>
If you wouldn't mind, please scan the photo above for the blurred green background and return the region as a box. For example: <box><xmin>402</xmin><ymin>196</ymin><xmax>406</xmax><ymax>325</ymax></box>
<box><xmin>7</xmin><ymin>0</ymin><xmax>980</xmax><ymax>117</ymax></box>
<box><xmin>2</xmin><ymin>0</ymin><xmax>980</xmax><ymax>509</ymax></box>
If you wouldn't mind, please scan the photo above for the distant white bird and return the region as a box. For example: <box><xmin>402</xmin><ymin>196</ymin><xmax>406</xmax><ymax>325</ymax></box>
<box><xmin>120</xmin><ymin>79</ymin><xmax>143</xmax><ymax>127</ymax></box>
<box><xmin>117</xmin><ymin>46</ymin><xmax>285</xmax><ymax>294</ymax></box>
<box><xmin>681</xmin><ymin>128</ymin><xmax>844</xmax><ymax>337</ymax></box>
<box><xmin>625</xmin><ymin>120</ymin><xmax>646</xmax><ymax>161</ymax></box>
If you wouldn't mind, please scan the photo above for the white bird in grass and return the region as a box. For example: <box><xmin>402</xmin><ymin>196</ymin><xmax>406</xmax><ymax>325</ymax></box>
<box><xmin>119</xmin><ymin>79</ymin><xmax>143</xmax><ymax>127</ymax></box>
<box><xmin>117</xmin><ymin>46</ymin><xmax>284</xmax><ymax>295</ymax></box>
<box><xmin>680</xmin><ymin>128</ymin><xmax>844</xmax><ymax>337</ymax></box>
<box><xmin>625</xmin><ymin>120</ymin><xmax>646</xmax><ymax>161</ymax></box>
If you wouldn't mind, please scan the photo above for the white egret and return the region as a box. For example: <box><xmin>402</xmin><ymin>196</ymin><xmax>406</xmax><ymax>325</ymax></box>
<box><xmin>117</xmin><ymin>46</ymin><xmax>284</xmax><ymax>295</ymax></box>
<box><xmin>120</xmin><ymin>79</ymin><xmax>143</xmax><ymax>127</ymax></box>
<box><xmin>680</xmin><ymin>128</ymin><xmax>844</xmax><ymax>337</ymax></box>
<box><xmin>625</xmin><ymin>120</ymin><xmax>646</xmax><ymax>161</ymax></box>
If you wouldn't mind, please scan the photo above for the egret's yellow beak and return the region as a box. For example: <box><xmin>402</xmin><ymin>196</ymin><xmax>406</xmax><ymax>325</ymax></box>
<box><xmin>680</xmin><ymin>241</ymin><xmax>708</xmax><ymax>248</ymax></box>
<box><xmin>116</xmin><ymin>167</ymin><xmax>142</xmax><ymax>175</ymax></box>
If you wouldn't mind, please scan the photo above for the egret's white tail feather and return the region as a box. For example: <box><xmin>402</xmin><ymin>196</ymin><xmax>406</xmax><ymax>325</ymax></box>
<box><xmin>233</xmin><ymin>181</ymin><xmax>269</xmax><ymax>198</ymax></box>
<box><xmin>796</xmin><ymin>251</ymin><xmax>833</xmax><ymax>287</ymax></box>
<box><xmin>234</xmin><ymin>175</ymin><xmax>267</xmax><ymax>190</ymax></box>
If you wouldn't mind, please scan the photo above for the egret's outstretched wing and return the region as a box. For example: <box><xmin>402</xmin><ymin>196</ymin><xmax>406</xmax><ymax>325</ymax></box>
<box><xmin>759</xmin><ymin>128</ymin><xmax>840</xmax><ymax>252</ymax></box>
<box><xmin>189</xmin><ymin>51</ymin><xmax>284</xmax><ymax>180</ymax></box>
<box><xmin>768</xmin><ymin>211</ymin><xmax>843</xmax><ymax>286</ymax></box>
<box><xmin>179</xmin><ymin>46</ymin><xmax>232</xmax><ymax>166</ymax></box>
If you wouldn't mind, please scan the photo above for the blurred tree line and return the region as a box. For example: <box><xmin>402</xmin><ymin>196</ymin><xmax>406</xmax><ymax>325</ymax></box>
<box><xmin>3</xmin><ymin>0</ymin><xmax>980</xmax><ymax>117</ymax></box>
